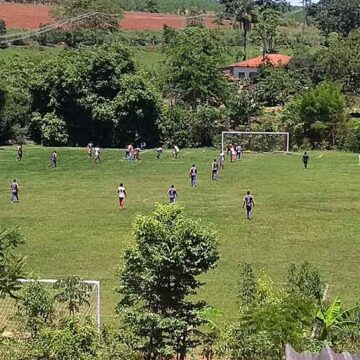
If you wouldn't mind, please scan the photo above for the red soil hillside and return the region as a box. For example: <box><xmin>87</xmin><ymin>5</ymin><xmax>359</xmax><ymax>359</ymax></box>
<box><xmin>0</xmin><ymin>2</ymin><xmax>217</xmax><ymax>30</ymax></box>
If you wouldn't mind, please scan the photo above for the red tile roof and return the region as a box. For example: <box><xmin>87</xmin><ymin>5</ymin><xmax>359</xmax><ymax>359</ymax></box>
<box><xmin>229</xmin><ymin>54</ymin><xmax>292</xmax><ymax>68</ymax></box>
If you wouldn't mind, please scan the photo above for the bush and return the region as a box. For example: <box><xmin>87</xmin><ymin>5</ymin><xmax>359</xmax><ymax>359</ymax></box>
<box><xmin>345</xmin><ymin>118</ymin><xmax>360</xmax><ymax>153</ymax></box>
<box><xmin>31</xmin><ymin>112</ymin><xmax>69</xmax><ymax>146</ymax></box>
<box><xmin>0</xmin><ymin>19</ymin><xmax>6</xmax><ymax>35</ymax></box>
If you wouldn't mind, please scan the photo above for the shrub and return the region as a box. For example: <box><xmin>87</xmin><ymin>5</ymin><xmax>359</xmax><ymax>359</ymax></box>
<box><xmin>0</xmin><ymin>19</ymin><xmax>6</xmax><ymax>35</ymax></box>
<box><xmin>345</xmin><ymin>118</ymin><xmax>360</xmax><ymax>153</ymax></box>
<box><xmin>31</xmin><ymin>112</ymin><xmax>69</xmax><ymax>146</ymax></box>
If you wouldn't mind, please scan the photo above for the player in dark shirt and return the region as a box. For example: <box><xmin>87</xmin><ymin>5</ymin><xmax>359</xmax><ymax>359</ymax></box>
<box><xmin>189</xmin><ymin>164</ymin><xmax>197</xmax><ymax>187</ymax></box>
<box><xmin>302</xmin><ymin>152</ymin><xmax>310</xmax><ymax>169</ymax></box>
<box><xmin>11</xmin><ymin>179</ymin><xmax>19</xmax><ymax>203</ymax></box>
<box><xmin>168</xmin><ymin>185</ymin><xmax>177</xmax><ymax>204</ymax></box>
<box><xmin>49</xmin><ymin>151</ymin><xmax>58</xmax><ymax>168</ymax></box>
<box><xmin>243</xmin><ymin>190</ymin><xmax>255</xmax><ymax>220</ymax></box>
<box><xmin>17</xmin><ymin>144</ymin><xmax>23</xmax><ymax>161</ymax></box>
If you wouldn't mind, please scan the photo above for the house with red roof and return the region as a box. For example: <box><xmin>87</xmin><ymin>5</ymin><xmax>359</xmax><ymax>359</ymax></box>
<box><xmin>224</xmin><ymin>54</ymin><xmax>292</xmax><ymax>81</ymax></box>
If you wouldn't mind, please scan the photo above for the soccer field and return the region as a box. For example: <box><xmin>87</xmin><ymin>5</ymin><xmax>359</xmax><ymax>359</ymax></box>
<box><xmin>0</xmin><ymin>146</ymin><xmax>359</xmax><ymax>324</ymax></box>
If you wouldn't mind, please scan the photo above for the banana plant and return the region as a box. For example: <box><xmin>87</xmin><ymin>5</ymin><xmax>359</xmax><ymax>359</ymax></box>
<box><xmin>315</xmin><ymin>296</ymin><xmax>358</xmax><ymax>340</ymax></box>
<box><xmin>194</xmin><ymin>307</ymin><xmax>224</xmax><ymax>360</ymax></box>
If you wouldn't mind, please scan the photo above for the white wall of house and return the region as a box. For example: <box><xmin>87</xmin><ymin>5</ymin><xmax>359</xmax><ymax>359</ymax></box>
<box><xmin>232</xmin><ymin>66</ymin><xmax>259</xmax><ymax>79</ymax></box>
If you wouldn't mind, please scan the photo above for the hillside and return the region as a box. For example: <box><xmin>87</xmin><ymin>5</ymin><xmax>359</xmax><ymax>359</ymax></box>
<box><xmin>0</xmin><ymin>2</ymin><xmax>218</xmax><ymax>30</ymax></box>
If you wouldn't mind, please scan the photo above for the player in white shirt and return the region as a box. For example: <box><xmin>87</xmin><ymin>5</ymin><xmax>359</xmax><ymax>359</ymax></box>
<box><xmin>219</xmin><ymin>151</ymin><xmax>225</xmax><ymax>170</ymax></box>
<box><xmin>94</xmin><ymin>146</ymin><xmax>101</xmax><ymax>163</ymax></box>
<box><xmin>117</xmin><ymin>183</ymin><xmax>127</xmax><ymax>209</ymax></box>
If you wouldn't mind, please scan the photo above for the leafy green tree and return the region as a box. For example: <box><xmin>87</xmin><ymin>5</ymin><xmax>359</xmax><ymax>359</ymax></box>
<box><xmin>16</xmin><ymin>281</ymin><xmax>54</xmax><ymax>337</ymax></box>
<box><xmin>281</xmin><ymin>81</ymin><xmax>346</xmax><ymax>148</ymax></box>
<box><xmin>252</xmin><ymin>8</ymin><xmax>281</xmax><ymax>55</ymax></box>
<box><xmin>226</xmin><ymin>264</ymin><xmax>318</xmax><ymax>360</ymax></box>
<box><xmin>345</xmin><ymin>118</ymin><xmax>360</xmax><ymax>153</ymax></box>
<box><xmin>0</xmin><ymin>227</ymin><xmax>26</xmax><ymax>300</ymax></box>
<box><xmin>53</xmin><ymin>276</ymin><xmax>92</xmax><ymax>316</ymax></box>
<box><xmin>30</xmin><ymin>45</ymin><xmax>162</xmax><ymax>147</ymax></box>
<box><xmin>314</xmin><ymin>0</ymin><xmax>360</xmax><ymax>36</ymax></box>
<box><xmin>117</xmin><ymin>204</ymin><xmax>219</xmax><ymax>360</ymax></box>
<box><xmin>237</xmin><ymin>263</ymin><xmax>257</xmax><ymax>308</ymax></box>
<box><xmin>219</xmin><ymin>0</ymin><xmax>258</xmax><ymax>60</ymax></box>
<box><xmin>144</xmin><ymin>0</ymin><xmax>159</xmax><ymax>12</ymax></box>
<box><xmin>312</xmin><ymin>29</ymin><xmax>360</xmax><ymax>94</ymax></box>
<box><xmin>163</xmin><ymin>27</ymin><xmax>228</xmax><ymax>110</ymax></box>
<box><xmin>31</xmin><ymin>112</ymin><xmax>69</xmax><ymax>146</ymax></box>
<box><xmin>51</xmin><ymin>0</ymin><xmax>123</xmax><ymax>30</ymax></box>
<box><xmin>0</xmin><ymin>18</ymin><xmax>6</xmax><ymax>35</ymax></box>
<box><xmin>226</xmin><ymin>84</ymin><xmax>260</xmax><ymax>127</ymax></box>
<box><xmin>298</xmin><ymin>81</ymin><xmax>347</xmax><ymax>147</ymax></box>
<box><xmin>0</xmin><ymin>79</ymin><xmax>5</xmax><ymax>141</ymax></box>
<box><xmin>255</xmin><ymin>65</ymin><xmax>302</xmax><ymax>106</ymax></box>
<box><xmin>287</xmin><ymin>261</ymin><xmax>324</xmax><ymax>304</ymax></box>
<box><xmin>0</xmin><ymin>56</ymin><xmax>39</xmax><ymax>144</ymax></box>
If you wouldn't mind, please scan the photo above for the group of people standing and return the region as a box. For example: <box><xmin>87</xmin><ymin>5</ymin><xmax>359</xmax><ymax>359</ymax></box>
<box><xmin>87</xmin><ymin>142</ymin><xmax>101</xmax><ymax>163</ymax></box>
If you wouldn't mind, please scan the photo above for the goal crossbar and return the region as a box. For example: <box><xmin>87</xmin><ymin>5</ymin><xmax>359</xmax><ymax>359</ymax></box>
<box><xmin>222</xmin><ymin>131</ymin><xmax>290</xmax><ymax>153</ymax></box>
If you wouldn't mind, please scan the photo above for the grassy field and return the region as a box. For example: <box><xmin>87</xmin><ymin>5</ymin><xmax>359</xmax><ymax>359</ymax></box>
<box><xmin>0</xmin><ymin>147</ymin><xmax>359</xmax><ymax>324</ymax></box>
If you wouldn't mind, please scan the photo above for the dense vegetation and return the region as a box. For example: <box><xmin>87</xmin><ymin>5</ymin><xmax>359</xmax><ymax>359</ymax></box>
<box><xmin>1</xmin><ymin>220</ymin><xmax>360</xmax><ymax>359</ymax></box>
<box><xmin>0</xmin><ymin>0</ymin><xmax>360</xmax><ymax>356</ymax></box>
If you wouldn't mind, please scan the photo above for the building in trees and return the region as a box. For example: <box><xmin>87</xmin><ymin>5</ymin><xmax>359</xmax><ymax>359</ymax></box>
<box><xmin>223</xmin><ymin>53</ymin><xmax>292</xmax><ymax>81</ymax></box>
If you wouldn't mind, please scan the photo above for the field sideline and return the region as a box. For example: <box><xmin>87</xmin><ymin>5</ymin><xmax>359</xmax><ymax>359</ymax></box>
<box><xmin>1</xmin><ymin>146</ymin><xmax>359</xmax><ymax>324</ymax></box>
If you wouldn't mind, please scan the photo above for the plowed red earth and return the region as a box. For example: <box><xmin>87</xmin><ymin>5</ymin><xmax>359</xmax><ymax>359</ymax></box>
<box><xmin>0</xmin><ymin>2</ymin><xmax>217</xmax><ymax>30</ymax></box>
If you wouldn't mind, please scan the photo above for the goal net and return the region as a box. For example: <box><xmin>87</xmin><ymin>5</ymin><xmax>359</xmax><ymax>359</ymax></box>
<box><xmin>0</xmin><ymin>278</ymin><xmax>101</xmax><ymax>335</ymax></box>
<box><xmin>221</xmin><ymin>131</ymin><xmax>290</xmax><ymax>153</ymax></box>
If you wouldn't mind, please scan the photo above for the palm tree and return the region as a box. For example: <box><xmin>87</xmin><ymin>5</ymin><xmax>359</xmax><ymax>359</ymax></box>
<box><xmin>53</xmin><ymin>276</ymin><xmax>92</xmax><ymax>316</ymax></box>
<box><xmin>220</xmin><ymin>0</ymin><xmax>258</xmax><ymax>60</ymax></box>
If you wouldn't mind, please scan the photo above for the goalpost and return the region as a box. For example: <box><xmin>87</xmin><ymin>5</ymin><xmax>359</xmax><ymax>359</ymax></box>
<box><xmin>222</xmin><ymin>131</ymin><xmax>290</xmax><ymax>153</ymax></box>
<box><xmin>0</xmin><ymin>278</ymin><xmax>101</xmax><ymax>334</ymax></box>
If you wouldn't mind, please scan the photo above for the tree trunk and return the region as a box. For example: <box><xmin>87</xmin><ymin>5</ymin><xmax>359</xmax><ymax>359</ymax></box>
<box><xmin>243</xmin><ymin>26</ymin><xmax>248</xmax><ymax>60</ymax></box>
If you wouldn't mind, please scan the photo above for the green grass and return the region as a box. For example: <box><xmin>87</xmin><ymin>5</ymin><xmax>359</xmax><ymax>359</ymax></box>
<box><xmin>0</xmin><ymin>147</ymin><xmax>359</xmax><ymax>324</ymax></box>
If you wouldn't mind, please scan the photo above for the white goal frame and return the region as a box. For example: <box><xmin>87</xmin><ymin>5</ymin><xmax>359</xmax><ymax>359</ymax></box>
<box><xmin>221</xmin><ymin>131</ymin><xmax>290</xmax><ymax>153</ymax></box>
<box><xmin>0</xmin><ymin>278</ymin><xmax>101</xmax><ymax>332</ymax></box>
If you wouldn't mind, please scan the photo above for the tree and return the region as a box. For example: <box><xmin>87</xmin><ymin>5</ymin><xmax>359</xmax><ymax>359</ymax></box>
<box><xmin>226</xmin><ymin>84</ymin><xmax>260</xmax><ymax>128</ymax></box>
<box><xmin>163</xmin><ymin>27</ymin><xmax>228</xmax><ymax>110</ymax></box>
<box><xmin>0</xmin><ymin>18</ymin><xmax>6</xmax><ymax>35</ymax></box>
<box><xmin>117</xmin><ymin>204</ymin><xmax>219</xmax><ymax>360</ymax></box>
<box><xmin>31</xmin><ymin>112</ymin><xmax>69</xmax><ymax>146</ymax></box>
<box><xmin>311</xmin><ymin>29</ymin><xmax>360</xmax><ymax>94</ymax></box>
<box><xmin>0</xmin><ymin>79</ymin><xmax>5</xmax><ymax>141</ymax></box>
<box><xmin>225</xmin><ymin>264</ymin><xmax>317</xmax><ymax>360</ymax></box>
<box><xmin>53</xmin><ymin>276</ymin><xmax>92</xmax><ymax>316</ymax></box>
<box><xmin>314</xmin><ymin>0</ymin><xmax>360</xmax><ymax>37</ymax></box>
<box><xmin>220</xmin><ymin>0</ymin><xmax>258</xmax><ymax>60</ymax></box>
<box><xmin>0</xmin><ymin>227</ymin><xmax>26</xmax><ymax>300</ymax></box>
<box><xmin>255</xmin><ymin>65</ymin><xmax>303</xmax><ymax>106</ymax></box>
<box><xmin>287</xmin><ymin>261</ymin><xmax>325</xmax><ymax>304</ymax></box>
<box><xmin>51</xmin><ymin>0</ymin><xmax>123</xmax><ymax>30</ymax></box>
<box><xmin>252</xmin><ymin>8</ymin><xmax>281</xmax><ymax>55</ymax></box>
<box><xmin>16</xmin><ymin>281</ymin><xmax>54</xmax><ymax>337</ymax></box>
<box><xmin>298</xmin><ymin>81</ymin><xmax>347</xmax><ymax>147</ymax></box>
<box><xmin>30</xmin><ymin>45</ymin><xmax>162</xmax><ymax>147</ymax></box>
<box><xmin>0</xmin><ymin>56</ymin><xmax>36</xmax><ymax>145</ymax></box>
<box><xmin>345</xmin><ymin>118</ymin><xmax>360</xmax><ymax>153</ymax></box>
